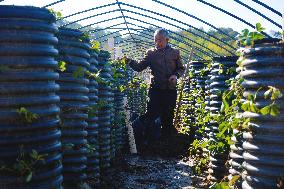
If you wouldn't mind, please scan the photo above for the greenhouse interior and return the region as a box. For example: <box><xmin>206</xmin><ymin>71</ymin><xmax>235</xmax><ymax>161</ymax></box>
<box><xmin>0</xmin><ymin>0</ymin><xmax>283</xmax><ymax>188</ymax></box>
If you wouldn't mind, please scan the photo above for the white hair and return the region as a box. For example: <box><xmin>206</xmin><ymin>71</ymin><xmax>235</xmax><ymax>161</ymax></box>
<box><xmin>154</xmin><ymin>28</ymin><xmax>169</xmax><ymax>38</ymax></box>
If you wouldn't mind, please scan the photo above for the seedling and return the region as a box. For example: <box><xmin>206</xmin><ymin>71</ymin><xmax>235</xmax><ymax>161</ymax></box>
<box><xmin>16</xmin><ymin>107</ymin><xmax>38</xmax><ymax>123</ymax></box>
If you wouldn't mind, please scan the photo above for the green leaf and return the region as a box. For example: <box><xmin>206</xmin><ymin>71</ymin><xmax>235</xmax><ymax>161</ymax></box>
<box><xmin>270</xmin><ymin>104</ymin><xmax>280</xmax><ymax>116</ymax></box>
<box><xmin>264</xmin><ymin>88</ymin><xmax>272</xmax><ymax>99</ymax></box>
<box><xmin>26</xmin><ymin>172</ymin><xmax>33</xmax><ymax>182</ymax></box>
<box><xmin>58</xmin><ymin>61</ymin><xmax>66</xmax><ymax>72</ymax></box>
<box><xmin>241</xmin><ymin>29</ymin><xmax>249</xmax><ymax>37</ymax></box>
<box><xmin>256</xmin><ymin>23</ymin><xmax>265</xmax><ymax>32</ymax></box>
<box><xmin>72</xmin><ymin>66</ymin><xmax>85</xmax><ymax>78</ymax></box>
<box><xmin>229</xmin><ymin>175</ymin><xmax>240</xmax><ymax>186</ymax></box>
<box><xmin>260</xmin><ymin>105</ymin><xmax>270</xmax><ymax>115</ymax></box>
<box><xmin>241</xmin><ymin>101</ymin><xmax>250</xmax><ymax>111</ymax></box>
<box><xmin>91</xmin><ymin>40</ymin><xmax>100</xmax><ymax>51</ymax></box>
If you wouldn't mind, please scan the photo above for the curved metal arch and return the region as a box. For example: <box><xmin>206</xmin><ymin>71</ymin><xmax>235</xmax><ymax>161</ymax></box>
<box><xmin>121</xmin><ymin>48</ymin><xmax>146</xmax><ymax>58</ymax></box>
<box><xmin>196</xmin><ymin>0</ymin><xmax>270</xmax><ymax>37</ymax></box>
<box><xmin>123</xmin><ymin>17</ymin><xmax>228</xmax><ymax>56</ymax></box>
<box><xmin>152</xmin><ymin>0</ymin><xmax>236</xmax><ymax>41</ymax></box>
<box><xmin>84</xmin><ymin>17</ymin><xmax>222</xmax><ymax>57</ymax></box>
<box><xmin>57</xmin><ymin>2</ymin><xmax>117</xmax><ymax>21</ymax></box>
<box><xmin>117</xmin><ymin>2</ymin><xmax>237</xmax><ymax>51</ymax></box>
<box><xmin>113</xmin><ymin>38</ymin><xmax>203</xmax><ymax>60</ymax></box>
<box><xmin>251</xmin><ymin>0</ymin><xmax>282</xmax><ymax>17</ymax></box>
<box><xmin>77</xmin><ymin>16</ymin><xmax>123</xmax><ymax>30</ymax></box>
<box><xmin>42</xmin><ymin>0</ymin><xmax>65</xmax><ymax>8</ymax></box>
<box><xmin>60</xmin><ymin>9</ymin><xmax>121</xmax><ymax>28</ymax></box>
<box><xmin>88</xmin><ymin>22</ymin><xmax>126</xmax><ymax>33</ymax></box>
<box><xmin>58</xmin><ymin>4</ymin><xmax>236</xmax><ymax>53</ymax></box>
<box><xmin>119</xmin><ymin>9</ymin><xmax>236</xmax><ymax>54</ymax></box>
<box><xmin>115</xmin><ymin>39</ymin><xmax>191</xmax><ymax>61</ymax></box>
<box><xmin>94</xmin><ymin>25</ymin><xmax>214</xmax><ymax>58</ymax></box>
<box><xmin>91</xmin><ymin>23</ymin><xmax>216</xmax><ymax>58</ymax></box>
<box><xmin>115</xmin><ymin>0</ymin><xmax>142</xmax><ymax>54</ymax></box>
<box><xmin>124</xmin><ymin>22</ymin><xmax>219</xmax><ymax>57</ymax></box>
<box><xmin>234</xmin><ymin>0</ymin><xmax>281</xmax><ymax>28</ymax></box>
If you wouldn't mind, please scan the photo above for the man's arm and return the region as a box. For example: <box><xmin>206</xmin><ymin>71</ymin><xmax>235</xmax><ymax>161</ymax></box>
<box><xmin>173</xmin><ymin>50</ymin><xmax>185</xmax><ymax>78</ymax></box>
<box><xmin>128</xmin><ymin>50</ymin><xmax>151</xmax><ymax>72</ymax></box>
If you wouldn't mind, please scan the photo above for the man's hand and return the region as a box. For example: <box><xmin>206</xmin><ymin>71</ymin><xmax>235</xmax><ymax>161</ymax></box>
<box><xmin>120</xmin><ymin>56</ymin><xmax>132</xmax><ymax>64</ymax></box>
<box><xmin>168</xmin><ymin>75</ymin><xmax>177</xmax><ymax>88</ymax></box>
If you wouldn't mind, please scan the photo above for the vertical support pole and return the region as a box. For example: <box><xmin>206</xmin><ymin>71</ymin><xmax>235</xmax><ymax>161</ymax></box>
<box><xmin>282</xmin><ymin>11</ymin><xmax>284</xmax><ymax>40</ymax></box>
<box><xmin>123</xmin><ymin>97</ymin><xmax>137</xmax><ymax>154</ymax></box>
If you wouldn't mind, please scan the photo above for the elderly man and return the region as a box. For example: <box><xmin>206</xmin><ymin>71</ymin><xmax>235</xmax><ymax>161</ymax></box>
<box><xmin>127</xmin><ymin>28</ymin><xmax>185</xmax><ymax>143</ymax></box>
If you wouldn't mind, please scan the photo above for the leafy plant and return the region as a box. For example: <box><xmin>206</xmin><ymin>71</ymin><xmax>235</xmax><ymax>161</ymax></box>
<box><xmin>72</xmin><ymin>66</ymin><xmax>85</xmax><ymax>78</ymax></box>
<box><xmin>0</xmin><ymin>65</ymin><xmax>9</xmax><ymax>73</ymax></box>
<box><xmin>85</xmin><ymin>143</ymin><xmax>96</xmax><ymax>154</ymax></box>
<box><xmin>79</xmin><ymin>32</ymin><xmax>90</xmax><ymax>42</ymax></box>
<box><xmin>47</xmin><ymin>8</ymin><xmax>63</xmax><ymax>19</ymax></box>
<box><xmin>91</xmin><ymin>40</ymin><xmax>100</xmax><ymax>52</ymax></box>
<box><xmin>238</xmin><ymin>23</ymin><xmax>265</xmax><ymax>46</ymax></box>
<box><xmin>58</xmin><ymin>61</ymin><xmax>66</xmax><ymax>72</ymax></box>
<box><xmin>16</xmin><ymin>107</ymin><xmax>38</xmax><ymax>123</ymax></box>
<box><xmin>0</xmin><ymin>148</ymin><xmax>47</xmax><ymax>183</ymax></box>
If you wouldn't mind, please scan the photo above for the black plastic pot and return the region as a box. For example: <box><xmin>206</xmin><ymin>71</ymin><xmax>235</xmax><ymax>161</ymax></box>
<box><xmin>239</xmin><ymin>39</ymin><xmax>284</xmax><ymax>189</ymax></box>
<box><xmin>0</xmin><ymin>5</ymin><xmax>62</xmax><ymax>189</ymax></box>
<box><xmin>208</xmin><ymin>56</ymin><xmax>238</xmax><ymax>182</ymax></box>
<box><xmin>57</xmin><ymin>28</ymin><xmax>90</xmax><ymax>187</ymax></box>
<box><xmin>97</xmin><ymin>51</ymin><xmax>113</xmax><ymax>178</ymax></box>
<box><xmin>86</xmin><ymin>49</ymin><xmax>100</xmax><ymax>184</ymax></box>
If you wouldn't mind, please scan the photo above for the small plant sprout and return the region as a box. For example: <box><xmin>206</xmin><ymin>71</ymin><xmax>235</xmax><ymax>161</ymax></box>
<box><xmin>238</xmin><ymin>23</ymin><xmax>265</xmax><ymax>47</ymax></box>
<box><xmin>16</xmin><ymin>107</ymin><xmax>38</xmax><ymax>123</ymax></box>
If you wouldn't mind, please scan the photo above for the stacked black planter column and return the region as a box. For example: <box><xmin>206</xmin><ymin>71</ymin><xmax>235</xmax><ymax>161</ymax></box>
<box><xmin>86</xmin><ymin>49</ymin><xmax>100</xmax><ymax>184</ymax></box>
<box><xmin>0</xmin><ymin>6</ymin><xmax>63</xmax><ymax>189</ymax></box>
<box><xmin>114</xmin><ymin>68</ymin><xmax>127</xmax><ymax>154</ymax></box>
<box><xmin>188</xmin><ymin>61</ymin><xmax>207</xmax><ymax>140</ymax></box>
<box><xmin>57</xmin><ymin>28</ymin><xmax>90</xmax><ymax>187</ymax></box>
<box><xmin>208</xmin><ymin>56</ymin><xmax>237</xmax><ymax>182</ymax></box>
<box><xmin>239</xmin><ymin>39</ymin><xmax>284</xmax><ymax>189</ymax></box>
<box><xmin>97</xmin><ymin>51</ymin><xmax>113</xmax><ymax>177</ymax></box>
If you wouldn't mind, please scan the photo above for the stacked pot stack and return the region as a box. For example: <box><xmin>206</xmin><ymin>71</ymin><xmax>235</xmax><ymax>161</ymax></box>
<box><xmin>188</xmin><ymin>61</ymin><xmax>207</xmax><ymax>140</ymax></box>
<box><xmin>114</xmin><ymin>68</ymin><xmax>127</xmax><ymax>154</ymax></box>
<box><xmin>86</xmin><ymin>49</ymin><xmax>100</xmax><ymax>184</ymax></box>
<box><xmin>97</xmin><ymin>51</ymin><xmax>113</xmax><ymax>177</ymax></box>
<box><xmin>208</xmin><ymin>56</ymin><xmax>238</xmax><ymax>181</ymax></box>
<box><xmin>0</xmin><ymin>6</ymin><xmax>63</xmax><ymax>189</ymax></box>
<box><xmin>239</xmin><ymin>39</ymin><xmax>284</xmax><ymax>189</ymax></box>
<box><xmin>57</xmin><ymin>28</ymin><xmax>90</xmax><ymax>187</ymax></box>
<box><xmin>110</xmin><ymin>88</ymin><xmax>116</xmax><ymax>160</ymax></box>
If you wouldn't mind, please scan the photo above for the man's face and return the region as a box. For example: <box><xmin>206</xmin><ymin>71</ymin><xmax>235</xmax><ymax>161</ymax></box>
<box><xmin>154</xmin><ymin>33</ymin><xmax>169</xmax><ymax>49</ymax></box>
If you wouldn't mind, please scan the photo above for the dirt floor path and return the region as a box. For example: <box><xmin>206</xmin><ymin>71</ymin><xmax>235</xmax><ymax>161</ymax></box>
<box><xmin>108</xmin><ymin>155</ymin><xmax>194</xmax><ymax>189</ymax></box>
<box><xmin>99</xmin><ymin>134</ymin><xmax>195</xmax><ymax>189</ymax></box>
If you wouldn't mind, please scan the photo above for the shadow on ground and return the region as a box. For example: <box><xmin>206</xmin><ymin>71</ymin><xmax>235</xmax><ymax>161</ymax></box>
<box><xmin>98</xmin><ymin>134</ymin><xmax>196</xmax><ymax>189</ymax></box>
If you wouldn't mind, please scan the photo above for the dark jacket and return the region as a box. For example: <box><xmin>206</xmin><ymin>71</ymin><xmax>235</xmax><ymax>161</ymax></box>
<box><xmin>129</xmin><ymin>45</ymin><xmax>185</xmax><ymax>89</ymax></box>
